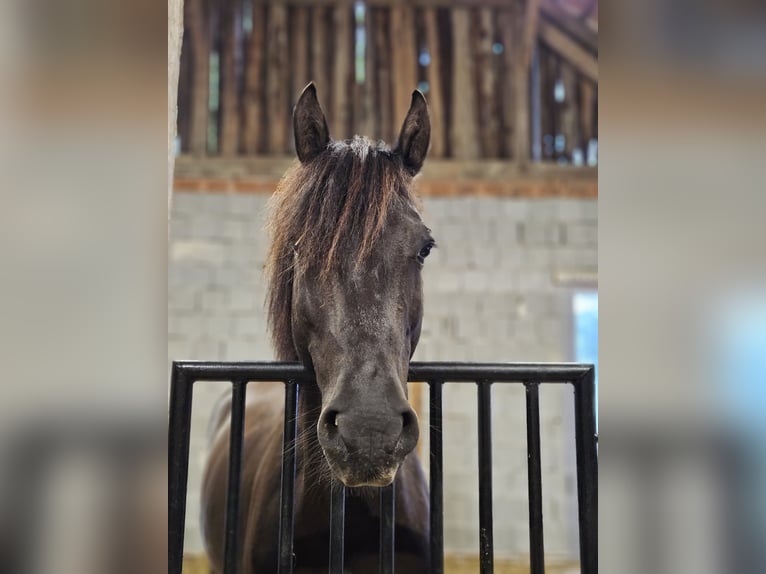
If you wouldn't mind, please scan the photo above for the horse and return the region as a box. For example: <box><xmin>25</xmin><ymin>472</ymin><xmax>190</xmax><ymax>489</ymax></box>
<box><xmin>200</xmin><ymin>83</ymin><xmax>434</xmax><ymax>573</ymax></box>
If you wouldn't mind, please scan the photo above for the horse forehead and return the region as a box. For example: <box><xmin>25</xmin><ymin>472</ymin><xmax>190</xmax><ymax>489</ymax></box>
<box><xmin>326</xmin><ymin>271</ymin><xmax>401</xmax><ymax>324</ymax></box>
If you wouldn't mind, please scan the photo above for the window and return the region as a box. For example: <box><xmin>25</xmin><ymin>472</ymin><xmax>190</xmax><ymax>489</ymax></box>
<box><xmin>573</xmin><ymin>292</ymin><xmax>598</xmax><ymax>420</ymax></box>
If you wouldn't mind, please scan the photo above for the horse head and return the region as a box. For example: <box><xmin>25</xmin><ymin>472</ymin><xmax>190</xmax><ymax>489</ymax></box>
<box><xmin>267</xmin><ymin>83</ymin><xmax>433</xmax><ymax>487</ymax></box>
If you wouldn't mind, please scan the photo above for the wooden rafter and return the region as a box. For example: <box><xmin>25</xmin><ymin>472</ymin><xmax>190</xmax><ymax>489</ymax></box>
<box><xmin>538</xmin><ymin>19</ymin><xmax>597</xmax><ymax>82</ymax></box>
<box><xmin>540</xmin><ymin>0</ymin><xmax>598</xmax><ymax>53</ymax></box>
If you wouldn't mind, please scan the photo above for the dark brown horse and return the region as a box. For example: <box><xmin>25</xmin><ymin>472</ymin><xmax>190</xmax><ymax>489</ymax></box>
<box><xmin>201</xmin><ymin>83</ymin><xmax>434</xmax><ymax>573</ymax></box>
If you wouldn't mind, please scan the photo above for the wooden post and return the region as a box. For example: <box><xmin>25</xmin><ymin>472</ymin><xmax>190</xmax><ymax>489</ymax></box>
<box><xmin>475</xmin><ymin>8</ymin><xmax>497</xmax><ymax>158</ymax></box>
<box><xmin>267</xmin><ymin>0</ymin><xmax>289</xmax><ymax>153</ymax></box>
<box><xmin>169</xmin><ymin>0</ymin><xmax>184</xmax><ymax>210</ymax></box>
<box><xmin>450</xmin><ymin>8</ymin><xmax>479</xmax><ymax>159</ymax></box>
<box><xmin>580</xmin><ymin>78</ymin><xmax>595</xmax><ymax>149</ymax></box>
<box><xmin>390</xmin><ymin>3</ymin><xmax>417</xmax><ymax>131</ymax></box>
<box><xmin>511</xmin><ymin>0</ymin><xmax>530</xmax><ymax>165</ymax></box>
<box><xmin>498</xmin><ymin>7</ymin><xmax>514</xmax><ymax>159</ymax></box>
<box><xmin>530</xmin><ymin>43</ymin><xmax>542</xmax><ymax>161</ymax></box>
<box><xmin>423</xmin><ymin>7</ymin><xmax>445</xmax><ymax>158</ymax></box>
<box><xmin>559</xmin><ymin>61</ymin><xmax>578</xmax><ymax>160</ymax></box>
<box><xmin>374</xmin><ymin>8</ymin><xmax>393</xmax><ymax>143</ymax></box>
<box><xmin>539</xmin><ymin>46</ymin><xmax>556</xmax><ymax>161</ymax></box>
<box><xmin>523</xmin><ymin>0</ymin><xmax>541</xmax><ymax>68</ymax></box>
<box><xmin>243</xmin><ymin>1</ymin><xmax>265</xmax><ymax>154</ymax></box>
<box><xmin>311</xmin><ymin>7</ymin><xmax>329</xmax><ymax>129</ymax></box>
<box><xmin>176</xmin><ymin>17</ymin><xmax>192</xmax><ymax>154</ymax></box>
<box><xmin>290</xmin><ymin>6</ymin><xmax>310</xmax><ymax>153</ymax></box>
<box><xmin>291</xmin><ymin>8</ymin><xmax>310</xmax><ymax>91</ymax></box>
<box><xmin>218</xmin><ymin>0</ymin><xmax>240</xmax><ymax>155</ymax></box>
<box><xmin>187</xmin><ymin>0</ymin><xmax>210</xmax><ymax>155</ymax></box>
<box><xmin>357</xmin><ymin>5</ymin><xmax>376</xmax><ymax>139</ymax></box>
<box><xmin>332</xmin><ymin>3</ymin><xmax>352</xmax><ymax>140</ymax></box>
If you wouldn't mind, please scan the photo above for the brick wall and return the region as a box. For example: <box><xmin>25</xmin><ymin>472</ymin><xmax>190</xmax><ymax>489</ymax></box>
<box><xmin>169</xmin><ymin>190</ymin><xmax>597</xmax><ymax>559</ymax></box>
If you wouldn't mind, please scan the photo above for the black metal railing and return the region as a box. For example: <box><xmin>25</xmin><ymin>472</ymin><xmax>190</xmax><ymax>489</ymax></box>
<box><xmin>168</xmin><ymin>361</ymin><xmax>598</xmax><ymax>574</ymax></box>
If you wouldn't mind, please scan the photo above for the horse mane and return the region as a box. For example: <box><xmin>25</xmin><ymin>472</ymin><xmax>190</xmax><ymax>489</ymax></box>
<box><xmin>265</xmin><ymin>136</ymin><xmax>418</xmax><ymax>361</ymax></box>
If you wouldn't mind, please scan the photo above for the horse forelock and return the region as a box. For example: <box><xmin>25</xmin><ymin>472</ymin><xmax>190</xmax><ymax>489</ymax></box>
<box><xmin>265</xmin><ymin>136</ymin><xmax>419</xmax><ymax>361</ymax></box>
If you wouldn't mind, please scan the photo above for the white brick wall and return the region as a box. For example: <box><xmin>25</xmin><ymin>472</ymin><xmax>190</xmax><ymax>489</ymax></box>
<box><xmin>168</xmin><ymin>193</ymin><xmax>597</xmax><ymax>559</ymax></box>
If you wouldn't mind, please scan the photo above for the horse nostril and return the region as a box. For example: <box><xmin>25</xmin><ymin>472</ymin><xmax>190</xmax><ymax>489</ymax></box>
<box><xmin>323</xmin><ymin>410</ymin><xmax>340</xmax><ymax>430</ymax></box>
<box><xmin>402</xmin><ymin>410</ymin><xmax>416</xmax><ymax>432</ymax></box>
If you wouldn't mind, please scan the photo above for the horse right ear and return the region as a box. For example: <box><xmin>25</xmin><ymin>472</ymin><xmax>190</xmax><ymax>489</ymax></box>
<box><xmin>293</xmin><ymin>83</ymin><xmax>330</xmax><ymax>163</ymax></box>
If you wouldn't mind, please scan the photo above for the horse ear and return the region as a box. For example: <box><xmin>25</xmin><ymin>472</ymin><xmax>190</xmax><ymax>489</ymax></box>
<box><xmin>293</xmin><ymin>82</ymin><xmax>330</xmax><ymax>163</ymax></box>
<box><xmin>395</xmin><ymin>90</ymin><xmax>430</xmax><ymax>176</ymax></box>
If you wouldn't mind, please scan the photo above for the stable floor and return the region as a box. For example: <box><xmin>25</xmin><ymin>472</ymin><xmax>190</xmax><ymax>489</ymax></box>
<box><xmin>183</xmin><ymin>554</ymin><xmax>580</xmax><ymax>573</ymax></box>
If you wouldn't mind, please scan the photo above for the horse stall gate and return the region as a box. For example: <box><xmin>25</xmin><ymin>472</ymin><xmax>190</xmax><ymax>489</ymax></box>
<box><xmin>168</xmin><ymin>361</ymin><xmax>598</xmax><ymax>574</ymax></box>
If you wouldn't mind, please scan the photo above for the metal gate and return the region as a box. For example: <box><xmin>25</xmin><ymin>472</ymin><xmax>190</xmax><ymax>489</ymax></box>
<box><xmin>168</xmin><ymin>361</ymin><xmax>598</xmax><ymax>574</ymax></box>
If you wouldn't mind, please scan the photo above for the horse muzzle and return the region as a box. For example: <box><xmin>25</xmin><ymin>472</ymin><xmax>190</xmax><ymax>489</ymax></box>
<box><xmin>317</xmin><ymin>408</ymin><xmax>419</xmax><ymax>487</ymax></box>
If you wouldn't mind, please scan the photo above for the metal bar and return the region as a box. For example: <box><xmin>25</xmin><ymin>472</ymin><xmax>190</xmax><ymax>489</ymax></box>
<box><xmin>278</xmin><ymin>381</ymin><xmax>300</xmax><ymax>574</ymax></box>
<box><xmin>525</xmin><ymin>383</ymin><xmax>545</xmax><ymax>574</ymax></box>
<box><xmin>171</xmin><ymin>361</ymin><xmax>592</xmax><ymax>384</ymax></box>
<box><xmin>379</xmin><ymin>482</ymin><xmax>396</xmax><ymax>574</ymax></box>
<box><xmin>223</xmin><ymin>380</ymin><xmax>248</xmax><ymax>574</ymax></box>
<box><xmin>429</xmin><ymin>380</ymin><xmax>445</xmax><ymax>574</ymax></box>
<box><xmin>168</xmin><ymin>363</ymin><xmax>194</xmax><ymax>574</ymax></box>
<box><xmin>477</xmin><ymin>381</ymin><xmax>494</xmax><ymax>574</ymax></box>
<box><xmin>412</xmin><ymin>363</ymin><xmax>591</xmax><ymax>383</ymax></box>
<box><xmin>329</xmin><ymin>480</ymin><xmax>346</xmax><ymax>574</ymax></box>
<box><xmin>573</xmin><ymin>369</ymin><xmax>598</xmax><ymax>574</ymax></box>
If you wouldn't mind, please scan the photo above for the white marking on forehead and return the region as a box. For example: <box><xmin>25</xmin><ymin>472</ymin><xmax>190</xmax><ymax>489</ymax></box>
<box><xmin>349</xmin><ymin>135</ymin><xmax>371</xmax><ymax>162</ymax></box>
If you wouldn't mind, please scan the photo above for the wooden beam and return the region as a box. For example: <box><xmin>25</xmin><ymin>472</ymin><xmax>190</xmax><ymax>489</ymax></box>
<box><xmin>289</xmin><ymin>7</ymin><xmax>310</xmax><ymax>153</ymax></box>
<box><xmin>218</xmin><ymin>0</ymin><xmax>240</xmax><ymax>155</ymax></box>
<box><xmin>450</xmin><ymin>8</ymin><xmax>479</xmax><ymax>159</ymax></box>
<box><xmin>174</xmin><ymin>155</ymin><xmax>597</xmax><ymax>184</ymax></box>
<box><xmin>354</xmin><ymin>6</ymin><xmax>374</xmax><ymax>139</ymax></box>
<box><xmin>423</xmin><ymin>8</ymin><xmax>445</xmax><ymax>157</ymax></box>
<box><xmin>530</xmin><ymin>44</ymin><xmax>542</xmax><ymax>161</ymax></box>
<box><xmin>559</xmin><ymin>61</ymin><xmax>579</xmax><ymax>158</ymax></box>
<box><xmin>390</xmin><ymin>5</ymin><xmax>418</xmax><ymax>132</ymax></box>
<box><xmin>310</xmin><ymin>6</ymin><xmax>329</xmax><ymax>121</ymax></box>
<box><xmin>511</xmin><ymin>0</ymin><xmax>530</xmax><ymax>164</ymax></box>
<box><xmin>475</xmin><ymin>8</ymin><xmax>498</xmax><ymax>158</ymax></box>
<box><xmin>580</xmin><ymin>77</ymin><xmax>596</xmax><ymax>147</ymax></box>
<box><xmin>545</xmin><ymin>51</ymin><xmax>561</xmax><ymax>160</ymax></box>
<box><xmin>538</xmin><ymin>19</ymin><xmax>597</xmax><ymax>82</ymax></box>
<box><xmin>293</xmin><ymin>8</ymin><xmax>310</xmax><ymax>91</ymax></box>
<box><xmin>281</xmin><ymin>0</ymin><xmax>551</xmax><ymax>7</ymax></box>
<box><xmin>539</xmin><ymin>0</ymin><xmax>597</xmax><ymax>53</ymax></box>
<box><xmin>187</xmin><ymin>0</ymin><xmax>210</xmax><ymax>155</ymax></box>
<box><xmin>523</xmin><ymin>0</ymin><xmax>541</xmax><ymax>68</ymax></box>
<box><xmin>168</xmin><ymin>0</ymin><xmax>183</xmax><ymax>206</ymax></box>
<box><xmin>498</xmin><ymin>7</ymin><xmax>514</xmax><ymax>158</ymax></box>
<box><xmin>243</xmin><ymin>2</ymin><xmax>265</xmax><ymax>154</ymax></box>
<box><xmin>266</xmin><ymin>1</ymin><xmax>289</xmax><ymax>152</ymax></box>
<box><xmin>374</xmin><ymin>8</ymin><xmax>393</xmax><ymax>142</ymax></box>
<box><xmin>176</xmin><ymin>17</ymin><xmax>193</xmax><ymax>153</ymax></box>
<box><xmin>332</xmin><ymin>5</ymin><xmax>352</xmax><ymax>140</ymax></box>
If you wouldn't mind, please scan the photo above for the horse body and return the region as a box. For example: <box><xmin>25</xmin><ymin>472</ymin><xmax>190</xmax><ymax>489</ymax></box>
<box><xmin>202</xmin><ymin>384</ymin><xmax>429</xmax><ymax>573</ymax></box>
<box><xmin>201</xmin><ymin>84</ymin><xmax>433</xmax><ymax>573</ymax></box>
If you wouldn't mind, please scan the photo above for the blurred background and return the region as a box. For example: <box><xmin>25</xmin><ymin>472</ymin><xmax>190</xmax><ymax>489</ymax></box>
<box><xmin>169</xmin><ymin>0</ymin><xmax>597</xmax><ymax>572</ymax></box>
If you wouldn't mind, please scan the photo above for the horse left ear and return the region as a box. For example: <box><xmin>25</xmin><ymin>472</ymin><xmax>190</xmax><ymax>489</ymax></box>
<box><xmin>293</xmin><ymin>82</ymin><xmax>330</xmax><ymax>163</ymax></box>
<box><xmin>395</xmin><ymin>90</ymin><xmax>430</xmax><ymax>176</ymax></box>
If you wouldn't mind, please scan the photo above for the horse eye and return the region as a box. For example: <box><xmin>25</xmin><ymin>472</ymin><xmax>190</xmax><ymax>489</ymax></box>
<box><xmin>417</xmin><ymin>243</ymin><xmax>433</xmax><ymax>263</ymax></box>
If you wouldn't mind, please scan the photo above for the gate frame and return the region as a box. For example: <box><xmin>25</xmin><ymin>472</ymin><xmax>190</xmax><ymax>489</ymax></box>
<box><xmin>168</xmin><ymin>361</ymin><xmax>597</xmax><ymax>574</ymax></box>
